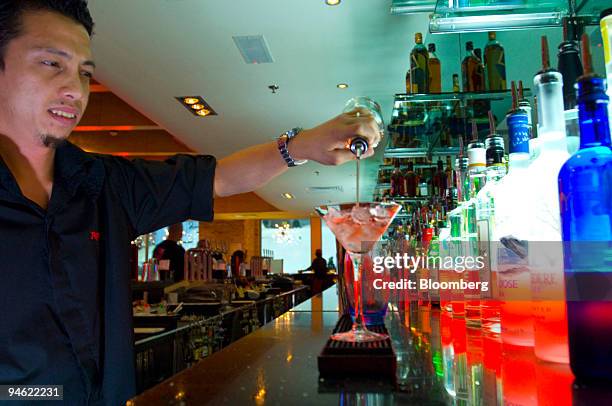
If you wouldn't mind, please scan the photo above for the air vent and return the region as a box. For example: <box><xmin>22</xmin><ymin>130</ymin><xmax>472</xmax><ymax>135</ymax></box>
<box><xmin>232</xmin><ymin>35</ymin><xmax>274</xmax><ymax>64</ymax></box>
<box><xmin>306</xmin><ymin>186</ymin><xmax>343</xmax><ymax>193</ymax></box>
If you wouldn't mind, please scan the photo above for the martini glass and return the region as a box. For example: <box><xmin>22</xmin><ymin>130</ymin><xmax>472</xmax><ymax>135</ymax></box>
<box><xmin>315</xmin><ymin>202</ymin><xmax>401</xmax><ymax>342</ymax></box>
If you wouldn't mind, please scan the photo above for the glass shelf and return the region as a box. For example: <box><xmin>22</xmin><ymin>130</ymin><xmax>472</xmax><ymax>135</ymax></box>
<box><xmin>387</xmin><ymin>90</ymin><xmax>526</xmax><ymax>155</ymax></box>
<box><xmin>385</xmin><ymin>147</ymin><xmax>462</xmax><ymax>158</ymax></box>
<box><xmin>392</xmin><ymin>196</ymin><xmax>432</xmax><ymax>203</ymax></box>
<box><xmin>393</xmin><ymin>89</ymin><xmax>528</xmax><ymax>104</ymax></box>
<box><xmin>574</xmin><ymin>0</ymin><xmax>610</xmax><ymax>25</ymax></box>
<box><xmin>390</xmin><ymin>0</ymin><xmax>437</xmax><ymax>14</ymax></box>
<box><xmin>379</xmin><ymin>163</ymin><xmax>440</xmax><ymax>170</ymax></box>
<box><xmin>429</xmin><ymin>0</ymin><xmax>567</xmax><ymax>33</ymax></box>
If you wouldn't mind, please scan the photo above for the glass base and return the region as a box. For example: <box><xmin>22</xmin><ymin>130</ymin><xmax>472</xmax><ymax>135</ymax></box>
<box><xmin>331</xmin><ymin>328</ymin><xmax>388</xmax><ymax>343</ymax></box>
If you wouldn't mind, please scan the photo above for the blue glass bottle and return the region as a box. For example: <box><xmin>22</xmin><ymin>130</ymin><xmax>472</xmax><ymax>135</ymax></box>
<box><xmin>559</xmin><ymin>73</ymin><xmax>612</xmax><ymax>381</ymax></box>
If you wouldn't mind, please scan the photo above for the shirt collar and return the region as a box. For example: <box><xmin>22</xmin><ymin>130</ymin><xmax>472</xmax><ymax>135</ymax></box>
<box><xmin>0</xmin><ymin>141</ymin><xmax>105</xmax><ymax>204</ymax></box>
<box><xmin>53</xmin><ymin>141</ymin><xmax>105</xmax><ymax>202</ymax></box>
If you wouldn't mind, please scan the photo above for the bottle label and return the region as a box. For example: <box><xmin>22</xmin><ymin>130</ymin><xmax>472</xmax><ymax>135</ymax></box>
<box><xmin>507</xmin><ymin>114</ymin><xmax>530</xmax><ymax>154</ymax></box>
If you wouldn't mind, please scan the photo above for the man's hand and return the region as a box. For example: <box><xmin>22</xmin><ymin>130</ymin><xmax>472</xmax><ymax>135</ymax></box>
<box><xmin>288</xmin><ymin>108</ymin><xmax>383</xmax><ymax>165</ymax></box>
<box><xmin>214</xmin><ymin>108</ymin><xmax>383</xmax><ymax>197</ymax></box>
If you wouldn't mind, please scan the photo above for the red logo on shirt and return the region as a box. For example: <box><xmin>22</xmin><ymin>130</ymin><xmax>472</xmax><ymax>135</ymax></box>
<box><xmin>90</xmin><ymin>231</ymin><xmax>100</xmax><ymax>241</ymax></box>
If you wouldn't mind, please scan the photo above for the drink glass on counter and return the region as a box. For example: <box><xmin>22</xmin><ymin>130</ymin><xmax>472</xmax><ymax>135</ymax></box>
<box><xmin>316</xmin><ymin>202</ymin><xmax>401</xmax><ymax>342</ymax></box>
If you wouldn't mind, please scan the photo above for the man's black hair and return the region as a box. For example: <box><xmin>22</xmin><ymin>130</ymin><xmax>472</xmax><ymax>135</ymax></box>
<box><xmin>0</xmin><ymin>0</ymin><xmax>94</xmax><ymax>70</ymax></box>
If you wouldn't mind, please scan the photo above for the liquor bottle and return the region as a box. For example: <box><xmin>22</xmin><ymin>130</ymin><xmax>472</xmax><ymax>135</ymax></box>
<box><xmin>462</xmin><ymin>122</ymin><xmax>487</xmax><ymax>324</ymax></box>
<box><xmin>474</xmin><ymin>48</ymin><xmax>486</xmax><ymax>92</ymax></box>
<box><xmin>494</xmin><ymin>108</ymin><xmax>534</xmax><ymax>347</ymax></box>
<box><xmin>390</xmin><ymin>159</ymin><xmax>406</xmax><ymax>197</ymax></box>
<box><xmin>418</xmin><ymin>169</ymin><xmax>429</xmax><ymax>197</ymax></box>
<box><xmin>557</xmin><ymin>18</ymin><xmax>583</xmax><ymax>111</ymax></box>
<box><xmin>448</xmin><ymin>150</ymin><xmax>469</xmax><ymax>316</ymax></box>
<box><xmin>404</xmin><ymin>161</ymin><xmax>418</xmax><ymax>197</ymax></box>
<box><xmin>406</xmin><ymin>33</ymin><xmax>429</xmax><ymax>94</ymax></box>
<box><xmin>560</xmin><ymin>34</ymin><xmax>612</xmax><ymax>378</ymax></box>
<box><xmin>601</xmin><ymin>8</ymin><xmax>612</xmax><ymax>130</ymax></box>
<box><xmin>441</xmin><ymin>311</ymin><xmax>456</xmax><ymax>396</ymax></box>
<box><xmin>428</xmin><ymin>43</ymin><xmax>442</xmax><ymax>93</ymax></box>
<box><xmin>462</xmin><ymin>42</ymin><xmax>483</xmax><ymax>92</ymax></box>
<box><xmin>477</xmin><ymin>112</ymin><xmax>507</xmax><ymax>331</ymax></box>
<box><xmin>432</xmin><ymin>158</ymin><xmax>448</xmax><ymax>197</ymax></box>
<box><xmin>527</xmin><ymin>36</ymin><xmax>570</xmax><ymax>361</ymax></box>
<box><xmin>453</xmin><ymin>74</ymin><xmax>461</xmax><ymax>92</ymax></box>
<box><xmin>484</xmin><ymin>31</ymin><xmax>507</xmax><ymax>91</ymax></box>
<box><xmin>445</xmin><ymin>156</ymin><xmax>454</xmax><ymax>200</ymax></box>
<box><xmin>517</xmin><ymin>80</ymin><xmax>535</xmax><ymax>139</ymax></box>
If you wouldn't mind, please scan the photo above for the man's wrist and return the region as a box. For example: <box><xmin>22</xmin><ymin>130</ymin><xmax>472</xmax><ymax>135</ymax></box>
<box><xmin>278</xmin><ymin>128</ymin><xmax>308</xmax><ymax>167</ymax></box>
<box><xmin>286</xmin><ymin>129</ymin><xmax>309</xmax><ymax>162</ymax></box>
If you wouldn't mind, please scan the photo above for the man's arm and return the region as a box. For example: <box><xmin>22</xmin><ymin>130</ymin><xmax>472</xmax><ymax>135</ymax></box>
<box><xmin>214</xmin><ymin>110</ymin><xmax>382</xmax><ymax>197</ymax></box>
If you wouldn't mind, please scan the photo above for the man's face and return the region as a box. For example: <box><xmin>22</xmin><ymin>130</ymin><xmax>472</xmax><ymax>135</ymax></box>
<box><xmin>0</xmin><ymin>10</ymin><xmax>94</xmax><ymax>148</ymax></box>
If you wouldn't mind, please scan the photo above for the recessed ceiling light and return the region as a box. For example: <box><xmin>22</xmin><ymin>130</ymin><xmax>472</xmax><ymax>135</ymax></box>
<box><xmin>326</xmin><ymin>0</ymin><xmax>341</xmax><ymax>5</ymax></box>
<box><xmin>337</xmin><ymin>83</ymin><xmax>349</xmax><ymax>89</ymax></box>
<box><xmin>176</xmin><ymin>96</ymin><xmax>217</xmax><ymax>117</ymax></box>
<box><xmin>282</xmin><ymin>193</ymin><xmax>295</xmax><ymax>199</ymax></box>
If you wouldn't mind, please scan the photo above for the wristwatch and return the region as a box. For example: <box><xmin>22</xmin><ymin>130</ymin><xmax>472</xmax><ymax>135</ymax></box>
<box><xmin>277</xmin><ymin>127</ymin><xmax>308</xmax><ymax>167</ymax></box>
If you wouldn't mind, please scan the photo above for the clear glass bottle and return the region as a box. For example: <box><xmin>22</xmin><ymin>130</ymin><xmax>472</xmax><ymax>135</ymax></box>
<box><xmin>477</xmin><ymin>114</ymin><xmax>507</xmax><ymax>331</ymax></box>
<box><xmin>463</xmin><ymin>124</ymin><xmax>487</xmax><ymax>324</ymax></box>
<box><xmin>527</xmin><ymin>36</ymin><xmax>570</xmax><ymax>360</ymax></box>
<box><xmin>560</xmin><ymin>38</ymin><xmax>612</xmax><ymax>377</ymax></box>
<box><xmin>494</xmin><ymin>110</ymin><xmax>534</xmax><ymax>347</ymax></box>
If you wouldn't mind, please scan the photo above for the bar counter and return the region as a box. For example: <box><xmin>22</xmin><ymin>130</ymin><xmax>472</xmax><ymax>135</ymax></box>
<box><xmin>130</xmin><ymin>287</ymin><xmax>612</xmax><ymax>405</ymax></box>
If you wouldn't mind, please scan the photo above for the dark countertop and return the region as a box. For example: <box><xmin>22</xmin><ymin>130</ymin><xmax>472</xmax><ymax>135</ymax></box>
<box><xmin>130</xmin><ymin>287</ymin><xmax>612</xmax><ymax>406</ymax></box>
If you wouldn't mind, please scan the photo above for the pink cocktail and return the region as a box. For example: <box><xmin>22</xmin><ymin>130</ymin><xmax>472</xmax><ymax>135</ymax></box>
<box><xmin>316</xmin><ymin>202</ymin><xmax>401</xmax><ymax>342</ymax></box>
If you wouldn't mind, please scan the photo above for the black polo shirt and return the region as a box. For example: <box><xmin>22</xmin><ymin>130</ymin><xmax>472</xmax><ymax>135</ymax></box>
<box><xmin>0</xmin><ymin>142</ymin><xmax>215</xmax><ymax>404</ymax></box>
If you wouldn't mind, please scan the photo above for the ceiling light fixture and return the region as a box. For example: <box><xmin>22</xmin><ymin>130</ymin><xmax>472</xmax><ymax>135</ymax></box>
<box><xmin>337</xmin><ymin>83</ymin><xmax>349</xmax><ymax>89</ymax></box>
<box><xmin>176</xmin><ymin>96</ymin><xmax>217</xmax><ymax>117</ymax></box>
<box><xmin>282</xmin><ymin>193</ymin><xmax>295</xmax><ymax>199</ymax></box>
<box><xmin>195</xmin><ymin>109</ymin><xmax>211</xmax><ymax>117</ymax></box>
<box><xmin>326</xmin><ymin>0</ymin><xmax>341</xmax><ymax>5</ymax></box>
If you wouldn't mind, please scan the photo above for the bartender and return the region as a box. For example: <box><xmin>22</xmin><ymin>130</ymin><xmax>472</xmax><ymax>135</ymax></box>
<box><xmin>0</xmin><ymin>1</ymin><xmax>382</xmax><ymax>404</ymax></box>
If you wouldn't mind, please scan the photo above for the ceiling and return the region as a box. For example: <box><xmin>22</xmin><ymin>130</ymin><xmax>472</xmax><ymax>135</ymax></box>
<box><xmin>86</xmin><ymin>0</ymin><xmax>429</xmax><ymax>213</ymax></box>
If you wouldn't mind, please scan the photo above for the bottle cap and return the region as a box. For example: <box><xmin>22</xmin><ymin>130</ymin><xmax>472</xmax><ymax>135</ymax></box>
<box><xmin>415</xmin><ymin>32</ymin><xmax>423</xmax><ymax>43</ymax></box>
<box><xmin>488</xmin><ymin>31</ymin><xmax>496</xmax><ymax>40</ymax></box>
<box><xmin>428</xmin><ymin>43</ymin><xmax>436</xmax><ymax>52</ymax></box>
<box><xmin>466</xmin><ymin>41</ymin><xmax>474</xmax><ymax>51</ymax></box>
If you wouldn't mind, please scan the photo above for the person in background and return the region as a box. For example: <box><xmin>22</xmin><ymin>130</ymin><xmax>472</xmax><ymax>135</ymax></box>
<box><xmin>307</xmin><ymin>249</ymin><xmax>328</xmax><ymax>295</ymax></box>
<box><xmin>153</xmin><ymin>223</ymin><xmax>186</xmax><ymax>281</ymax></box>
<box><xmin>231</xmin><ymin>250</ymin><xmax>247</xmax><ymax>277</ymax></box>
<box><xmin>0</xmin><ymin>1</ymin><xmax>381</xmax><ymax>403</ymax></box>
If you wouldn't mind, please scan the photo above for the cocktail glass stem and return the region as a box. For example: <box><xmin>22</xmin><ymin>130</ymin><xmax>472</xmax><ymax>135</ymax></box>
<box><xmin>350</xmin><ymin>252</ymin><xmax>366</xmax><ymax>334</ymax></box>
<box><xmin>331</xmin><ymin>251</ymin><xmax>388</xmax><ymax>342</ymax></box>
